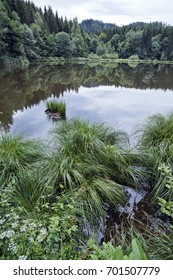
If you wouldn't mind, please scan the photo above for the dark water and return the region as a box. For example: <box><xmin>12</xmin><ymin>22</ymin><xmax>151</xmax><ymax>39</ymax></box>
<box><xmin>0</xmin><ymin>62</ymin><xmax>173</xmax><ymax>139</ymax></box>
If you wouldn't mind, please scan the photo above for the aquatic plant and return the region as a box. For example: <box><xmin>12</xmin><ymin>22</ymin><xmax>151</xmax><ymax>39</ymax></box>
<box><xmin>39</xmin><ymin>118</ymin><xmax>148</xmax><ymax>228</ymax></box>
<box><xmin>45</xmin><ymin>100</ymin><xmax>66</xmax><ymax>117</ymax></box>
<box><xmin>52</xmin><ymin>119</ymin><xmax>143</xmax><ymax>186</ymax></box>
<box><xmin>53</xmin><ymin>118</ymin><xmax>129</xmax><ymax>150</ymax></box>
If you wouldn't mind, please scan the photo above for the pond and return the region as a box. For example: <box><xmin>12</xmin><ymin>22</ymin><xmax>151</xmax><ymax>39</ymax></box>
<box><xmin>1</xmin><ymin>62</ymin><xmax>173</xmax><ymax>140</ymax></box>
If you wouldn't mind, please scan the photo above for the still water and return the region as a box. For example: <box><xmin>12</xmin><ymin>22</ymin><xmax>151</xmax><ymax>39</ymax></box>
<box><xmin>0</xmin><ymin>62</ymin><xmax>173</xmax><ymax>138</ymax></box>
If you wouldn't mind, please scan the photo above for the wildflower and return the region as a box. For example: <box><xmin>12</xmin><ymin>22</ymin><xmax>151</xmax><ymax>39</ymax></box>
<box><xmin>0</xmin><ymin>232</ymin><xmax>7</xmax><ymax>240</ymax></box>
<box><xmin>20</xmin><ymin>225</ymin><xmax>27</xmax><ymax>232</ymax></box>
<box><xmin>8</xmin><ymin>241</ymin><xmax>18</xmax><ymax>253</ymax></box>
<box><xmin>29</xmin><ymin>222</ymin><xmax>36</xmax><ymax>228</ymax></box>
<box><xmin>37</xmin><ymin>228</ymin><xmax>47</xmax><ymax>243</ymax></box>
<box><xmin>37</xmin><ymin>235</ymin><xmax>44</xmax><ymax>243</ymax></box>
<box><xmin>6</xmin><ymin>230</ymin><xmax>15</xmax><ymax>238</ymax></box>
<box><xmin>40</xmin><ymin>228</ymin><xmax>47</xmax><ymax>235</ymax></box>
<box><xmin>14</xmin><ymin>215</ymin><xmax>20</xmax><ymax>220</ymax></box>
<box><xmin>11</xmin><ymin>222</ymin><xmax>18</xmax><ymax>229</ymax></box>
<box><xmin>28</xmin><ymin>236</ymin><xmax>34</xmax><ymax>243</ymax></box>
<box><xmin>0</xmin><ymin>230</ymin><xmax>15</xmax><ymax>239</ymax></box>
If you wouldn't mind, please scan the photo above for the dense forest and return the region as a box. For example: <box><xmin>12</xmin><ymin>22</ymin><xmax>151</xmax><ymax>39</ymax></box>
<box><xmin>1</xmin><ymin>0</ymin><xmax>173</xmax><ymax>64</ymax></box>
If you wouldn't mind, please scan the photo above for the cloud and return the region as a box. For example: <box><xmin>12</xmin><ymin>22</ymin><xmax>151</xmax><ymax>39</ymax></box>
<box><xmin>30</xmin><ymin>0</ymin><xmax>173</xmax><ymax>26</ymax></box>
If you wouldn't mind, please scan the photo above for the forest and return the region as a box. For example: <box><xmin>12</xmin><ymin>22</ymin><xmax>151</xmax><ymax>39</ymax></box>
<box><xmin>1</xmin><ymin>0</ymin><xmax>173</xmax><ymax>65</ymax></box>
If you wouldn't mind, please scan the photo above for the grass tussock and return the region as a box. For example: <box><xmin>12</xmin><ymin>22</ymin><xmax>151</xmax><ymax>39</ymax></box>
<box><xmin>136</xmin><ymin>113</ymin><xmax>173</xmax><ymax>203</ymax></box>
<box><xmin>0</xmin><ymin>133</ymin><xmax>44</xmax><ymax>188</ymax></box>
<box><xmin>139</xmin><ymin>113</ymin><xmax>173</xmax><ymax>148</ymax></box>
<box><xmin>48</xmin><ymin>118</ymin><xmax>140</xmax><ymax>189</ymax></box>
<box><xmin>45</xmin><ymin>100</ymin><xmax>66</xmax><ymax>117</ymax></box>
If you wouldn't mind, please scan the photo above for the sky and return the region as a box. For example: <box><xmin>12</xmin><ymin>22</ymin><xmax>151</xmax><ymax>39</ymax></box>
<box><xmin>30</xmin><ymin>0</ymin><xmax>173</xmax><ymax>26</ymax></box>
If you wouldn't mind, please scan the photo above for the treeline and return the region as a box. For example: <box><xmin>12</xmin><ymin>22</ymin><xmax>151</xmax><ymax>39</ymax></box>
<box><xmin>1</xmin><ymin>0</ymin><xmax>173</xmax><ymax>63</ymax></box>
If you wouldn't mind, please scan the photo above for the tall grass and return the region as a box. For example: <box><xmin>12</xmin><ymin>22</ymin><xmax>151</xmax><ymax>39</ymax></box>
<box><xmin>137</xmin><ymin>113</ymin><xmax>173</xmax><ymax>203</ymax></box>
<box><xmin>138</xmin><ymin>113</ymin><xmax>173</xmax><ymax>148</ymax></box>
<box><xmin>45</xmin><ymin>100</ymin><xmax>66</xmax><ymax>117</ymax></box>
<box><xmin>39</xmin><ymin>118</ymin><xmax>147</xmax><ymax>227</ymax></box>
<box><xmin>76</xmin><ymin>179</ymin><xmax>125</xmax><ymax>224</ymax></box>
<box><xmin>14</xmin><ymin>169</ymin><xmax>48</xmax><ymax>213</ymax></box>
<box><xmin>0</xmin><ymin>133</ymin><xmax>44</xmax><ymax>188</ymax></box>
<box><xmin>53</xmin><ymin>118</ymin><xmax>129</xmax><ymax>152</ymax></box>
<box><xmin>50</xmin><ymin>119</ymin><xmax>144</xmax><ymax>186</ymax></box>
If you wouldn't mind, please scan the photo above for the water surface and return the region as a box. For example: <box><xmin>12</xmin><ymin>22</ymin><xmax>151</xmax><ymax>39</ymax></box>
<box><xmin>0</xmin><ymin>63</ymin><xmax>173</xmax><ymax>138</ymax></box>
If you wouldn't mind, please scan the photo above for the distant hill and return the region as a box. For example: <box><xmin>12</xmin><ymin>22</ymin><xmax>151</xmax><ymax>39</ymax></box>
<box><xmin>125</xmin><ymin>22</ymin><xmax>148</xmax><ymax>28</ymax></box>
<box><xmin>80</xmin><ymin>19</ymin><xmax>117</xmax><ymax>33</ymax></box>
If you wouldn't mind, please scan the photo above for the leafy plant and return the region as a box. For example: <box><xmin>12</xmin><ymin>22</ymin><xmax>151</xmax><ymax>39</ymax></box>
<box><xmin>0</xmin><ymin>184</ymin><xmax>82</xmax><ymax>260</ymax></box>
<box><xmin>157</xmin><ymin>163</ymin><xmax>173</xmax><ymax>218</ymax></box>
<box><xmin>84</xmin><ymin>238</ymin><xmax>147</xmax><ymax>260</ymax></box>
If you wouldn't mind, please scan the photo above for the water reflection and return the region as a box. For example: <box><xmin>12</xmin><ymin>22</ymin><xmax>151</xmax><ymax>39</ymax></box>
<box><xmin>0</xmin><ymin>63</ymin><xmax>173</xmax><ymax>138</ymax></box>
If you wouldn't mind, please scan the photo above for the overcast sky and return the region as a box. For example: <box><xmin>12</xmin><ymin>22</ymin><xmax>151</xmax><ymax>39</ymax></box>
<box><xmin>30</xmin><ymin>0</ymin><xmax>173</xmax><ymax>26</ymax></box>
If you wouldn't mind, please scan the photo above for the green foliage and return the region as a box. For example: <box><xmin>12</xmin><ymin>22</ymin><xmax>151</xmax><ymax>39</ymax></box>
<box><xmin>84</xmin><ymin>238</ymin><xmax>147</xmax><ymax>260</ymax></box>
<box><xmin>45</xmin><ymin>100</ymin><xmax>66</xmax><ymax>117</ymax></box>
<box><xmin>41</xmin><ymin>118</ymin><xmax>144</xmax><ymax>226</ymax></box>
<box><xmin>55</xmin><ymin>32</ymin><xmax>72</xmax><ymax>57</ymax></box>
<box><xmin>1</xmin><ymin>1</ymin><xmax>173</xmax><ymax>62</ymax></box>
<box><xmin>143</xmin><ymin>228</ymin><xmax>173</xmax><ymax>260</ymax></box>
<box><xmin>139</xmin><ymin>113</ymin><xmax>173</xmax><ymax>148</ymax></box>
<box><xmin>74</xmin><ymin>179</ymin><xmax>125</xmax><ymax>225</ymax></box>
<box><xmin>0</xmin><ymin>185</ymin><xmax>81</xmax><ymax>260</ymax></box>
<box><xmin>1</xmin><ymin>113</ymin><xmax>173</xmax><ymax>259</ymax></box>
<box><xmin>157</xmin><ymin>164</ymin><xmax>173</xmax><ymax>219</ymax></box>
<box><xmin>87</xmin><ymin>53</ymin><xmax>100</xmax><ymax>60</ymax></box>
<box><xmin>96</xmin><ymin>43</ymin><xmax>107</xmax><ymax>56</ymax></box>
<box><xmin>22</xmin><ymin>24</ymin><xmax>38</xmax><ymax>60</ymax></box>
<box><xmin>137</xmin><ymin>113</ymin><xmax>173</xmax><ymax>204</ymax></box>
<box><xmin>0</xmin><ymin>133</ymin><xmax>43</xmax><ymax>188</ymax></box>
<box><xmin>138</xmin><ymin>113</ymin><xmax>173</xmax><ymax>170</ymax></box>
<box><xmin>128</xmin><ymin>55</ymin><xmax>140</xmax><ymax>61</ymax></box>
<box><xmin>41</xmin><ymin>119</ymin><xmax>139</xmax><ymax>225</ymax></box>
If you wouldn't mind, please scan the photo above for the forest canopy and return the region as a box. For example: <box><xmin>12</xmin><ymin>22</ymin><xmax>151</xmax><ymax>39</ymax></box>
<box><xmin>0</xmin><ymin>0</ymin><xmax>173</xmax><ymax>62</ymax></box>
